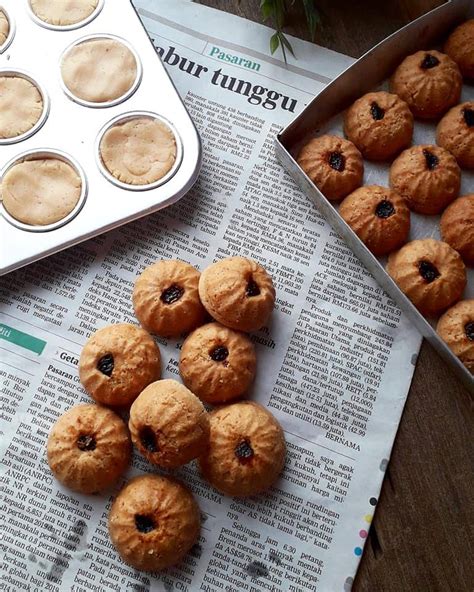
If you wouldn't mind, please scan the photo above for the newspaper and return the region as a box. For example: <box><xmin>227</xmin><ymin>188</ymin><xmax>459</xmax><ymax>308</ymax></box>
<box><xmin>0</xmin><ymin>1</ymin><xmax>423</xmax><ymax>590</ymax></box>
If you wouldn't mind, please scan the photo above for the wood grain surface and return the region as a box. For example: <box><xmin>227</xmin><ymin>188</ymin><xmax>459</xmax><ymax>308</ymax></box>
<box><xmin>198</xmin><ymin>1</ymin><xmax>473</xmax><ymax>590</ymax></box>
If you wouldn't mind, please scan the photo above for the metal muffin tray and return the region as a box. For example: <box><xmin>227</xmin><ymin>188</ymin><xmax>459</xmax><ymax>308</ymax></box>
<box><xmin>0</xmin><ymin>0</ymin><xmax>201</xmax><ymax>275</ymax></box>
<box><xmin>276</xmin><ymin>0</ymin><xmax>474</xmax><ymax>392</ymax></box>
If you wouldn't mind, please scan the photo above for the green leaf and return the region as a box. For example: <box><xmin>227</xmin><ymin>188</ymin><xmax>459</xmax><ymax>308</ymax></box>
<box><xmin>279</xmin><ymin>31</ymin><xmax>295</xmax><ymax>57</ymax></box>
<box><xmin>302</xmin><ymin>0</ymin><xmax>320</xmax><ymax>41</ymax></box>
<box><xmin>260</xmin><ymin>0</ymin><xmax>276</xmax><ymax>21</ymax></box>
<box><xmin>270</xmin><ymin>32</ymin><xmax>280</xmax><ymax>54</ymax></box>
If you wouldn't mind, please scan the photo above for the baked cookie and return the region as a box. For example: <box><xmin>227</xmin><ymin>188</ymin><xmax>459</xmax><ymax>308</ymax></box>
<box><xmin>344</xmin><ymin>91</ymin><xmax>414</xmax><ymax>160</ymax></box>
<box><xmin>0</xmin><ymin>10</ymin><xmax>9</xmax><ymax>46</ymax></box>
<box><xmin>133</xmin><ymin>260</ymin><xmax>206</xmax><ymax>337</ymax></box>
<box><xmin>199</xmin><ymin>401</ymin><xmax>285</xmax><ymax>497</ymax></box>
<box><xmin>79</xmin><ymin>323</ymin><xmax>161</xmax><ymax>407</ymax></box>
<box><xmin>390</xmin><ymin>50</ymin><xmax>462</xmax><ymax>119</ymax></box>
<box><xmin>1</xmin><ymin>158</ymin><xmax>82</xmax><ymax>226</ymax></box>
<box><xmin>0</xmin><ymin>75</ymin><xmax>43</xmax><ymax>139</ymax></box>
<box><xmin>47</xmin><ymin>404</ymin><xmax>131</xmax><ymax>494</ymax></box>
<box><xmin>30</xmin><ymin>0</ymin><xmax>99</xmax><ymax>26</ymax></box>
<box><xmin>436</xmin><ymin>102</ymin><xmax>474</xmax><ymax>169</ymax></box>
<box><xmin>444</xmin><ymin>19</ymin><xmax>474</xmax><ymax>79</ymax></box>
<box><xmin>62</xmin><ymin>38</ymin><xmax>138</xmax><ymax>104</ymax></box>
<box><xmin>129</xmin><ymin>379</ymin><xmax>209</xmax><ymax>468</ymax></box>
<box><xmin>440</xmin><ymin>195</ymin><xmax>474</xmax><ymax>266</ymax></box>
<box><xmin>387</xmin><ymin>239</ymin><xmax>466</xmax><ymax>316</ymax></box>
<box><xmin>297</xmin><ymin>135</ymin><xmax>364</xmax><ymax>201</ymax></box>
<box><xmin>179</xmin><ymin>322</ymin><xmax>257</xmax><ymax>404</ymax></box>
<box><xmin>99</xmin><ymin>116</ymin><xmax>177</xmax><ymax>186</ymax></box>
<box><xmin>437</xmin><ymin>300</ymin><xmax>474</xmax><ymax>373</ymax></box>
<box><xmin>389</xmin><ymin>145</ymin><xmax>461</xmax><ymax>214</ymax></box>
<box><xmin>339</xmin><ymin>185</ymin><xmax>410</xmax><ymax>256</ymax></box>
<box><xmin>199</xmin><ymin>257</ymin><xmax>275</xmax><ymax>332</ymax></box>
<box><xmin>109</xmin><ymin>475</ymin><xmax>200</xmax><ymax>572</ymax></box>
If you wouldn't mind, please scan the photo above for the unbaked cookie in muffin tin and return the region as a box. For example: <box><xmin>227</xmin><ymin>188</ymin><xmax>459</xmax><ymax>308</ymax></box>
<box><xmin>0</xmin><ymin>0</ymin><xmax>201</xmax><ymax>273</ymax></box>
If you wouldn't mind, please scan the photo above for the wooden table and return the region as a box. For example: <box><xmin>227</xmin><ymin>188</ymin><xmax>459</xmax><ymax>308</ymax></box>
<box><xmin>199</xmin><ymin>2</ymin><xmax>473</xmax><ymax>590</ymax></box>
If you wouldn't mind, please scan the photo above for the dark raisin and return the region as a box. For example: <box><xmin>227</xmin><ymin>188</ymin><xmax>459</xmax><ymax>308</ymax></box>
<box><xmin>246</xmin><ymin>279</ymin><xmax>261</xmax><ymax>297</ymax></box>
<box><xmin>135</xmin><ymin>514</ymin><xmax>155</xmax><ymax>534</ymax></box>
<box><xmin>420</xmin><ymin>53</ymin><xmax>440</xmax><ymax>69</ymax></box>
<box><xmin>465</xmin><ymin>322</ymin><xmax>474</xmax><ymax>341</ymax></box>
<box><xmin>423</xmin><ymin>149</ymin><xmax>439</xmax><ymax>171</ymax></box>
<box><xmin>97</xmin><ymin>353</ymin><xmax>114</xmax><ymax>377</ymax></box>
<box><xmin>235</xmin><ymin>439</ymin><xmax>254</xmax><ymax>464</ymax></box>
<box><xmin>140</xmin><ymin>427</ymin><xmax>157</xmax><ymax>453</ymax></box>
<box><xmin>328</xmin><ymin>151</ymin><xmax>345</xmax><ymax>172</ymax></box>
<box><xmin>370</xmin><ymin>102</ymin><xmax>385</xmax><ymax>121</ymax></box>
<box><xmin>77</xmin><ymin>435</ymin><xmax>96</xmax><ymax>452</ymax></box>
<box><xmin>375</xmin><ymin>200</ymin><xmax>395</xmax><ymax>219</ymax></box>
<box><xmin>463</xmin><ymin>108</ymin><xmax>474</xmax><ymax>127</ymax></box>
<box><xmin>160</xmin><ymin>284</ymin><xmax>184</xmax><ymax>305</ymax></box>
<box><xmin>418</xmin><ymin>260</ymin><xmax>440</xmax><ymax>283</ymax></box>
<box><xmin>210</xmin><ymin>345</ymin><xmax>229</xmax><ymax>362</ymax></box>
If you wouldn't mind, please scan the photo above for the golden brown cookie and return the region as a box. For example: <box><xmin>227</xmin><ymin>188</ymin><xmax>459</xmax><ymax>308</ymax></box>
<box><xmin>0</xmin><ymin>10</ymin><xmax>9</xmax><ymax>46</ymax></box>
<box><xmin>133</xmin><ymin>260</ymin><xmax>206</xmax><ymax>337</ymax></box>
<box><xmin>79</xmin><ymin>323</ymin><xmax>161</xmax><ymax>407</ymax></box>
<box><xmin>343</xmin><ymin>91</ymin><xmax>414</xmax><ymax>160</ymax></box>
<box><xmin>339</xmin><ymin>185</ymin><xmax>410</xmax><ymax>256</ymax></box>
<box><xmin>179</xmin><ymin>322</ymin><xmax>257</xmax><ymax>404</ymax></box>
<box><xmin>297</xmin><ymin>135</ymin><xmax>364</xmax><ymax>201</ymax></box>
<box><xmin>199</xmin><ymin>401</ymin><xmax>286</xmax><ymax>497</ymax></box>
<box><xmin>390</xmin><ymin>50</ymin><xmax>462</xmax><ymax>119</ymax></box>
<box><xmin>47</xmin><ymin>404</ymin><xmax>131</xmax><ymax>494</ymax></box>
<box><xmin>199</xmin><ymin>257</ymin><xmax>275</xmax><ymax>332</ymax></box>
<box><xmin>389</xmin><ymin>145</ymin><xmax>461</xmax><ymax>214</ymax></box>
<box><xmin>109</xmin><ymin>475</ymin><xmax>200</xmax><ymax>572</ymax></box>
<box><xmin>387</xmin><ymin>239</ymin><xmax>466</xmax><ymax>316</ymax></box>
<box><xmin>437</xmin><ymin>300</ymin><xmax>474</xmax><ymax>373</ymax></box>
<box><xmin>0</xmin><ymin>76</ymin><xmax>43</xmax><ymax>139</ymax></box>
<box><xmin>30</xmin><ymin>0</ymin><xmax>99</xmax><ymax>26</ymax></box>
<box><xmin>129</xmin><ymin>379</ymin><xmax>209</xmax><ymax>468</ymax></box>
<box><xmin>436</xmin><ymin>102</ymin><xmax>474</xmax><ymax>170</ymax></box>
<box><xmin>444</xmin><ymin>19</ymin><xmax>474</xmax><ymax>79</ymax></box>
<box><xmin>440</xmin><ymin>195</ymin><xmax>474</xmax><ymax>267</ymax></box>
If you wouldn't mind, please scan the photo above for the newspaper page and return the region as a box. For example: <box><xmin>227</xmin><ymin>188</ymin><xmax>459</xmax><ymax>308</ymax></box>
<box><xmin>0</xmin><ymin>2</ymin><xmax>422</xmax><ymax>591</ymax></box>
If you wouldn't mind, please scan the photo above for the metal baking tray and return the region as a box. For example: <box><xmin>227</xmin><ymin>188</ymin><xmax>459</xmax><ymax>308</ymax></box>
<box><xmin>276</xmin><ymin>0</ymin><xmax>474</xmax><ymax>392</ymax></box>
<box><xmin>0</xmin><ymin>0</ymin><xmax>201</xmax><ymax>275</ymax></box>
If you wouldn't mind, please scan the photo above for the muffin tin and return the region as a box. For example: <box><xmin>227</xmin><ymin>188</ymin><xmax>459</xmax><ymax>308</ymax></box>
<box><xmin>0</xmin><ymin>0</ymin><xmax>201</xmax><ymax>273</ymax></box>
<box><xmin>276</xmin><ymin>0</ymin><xmax>474</xmax><ymax>391</ymax></box>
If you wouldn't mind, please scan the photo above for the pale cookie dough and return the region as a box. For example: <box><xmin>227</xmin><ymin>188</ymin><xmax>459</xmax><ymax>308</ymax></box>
<box><xmin>0</xmin><ymin>76</ymin><xmax>43</xmax><ymax>139</ymax></box>
<box><xmin>61</xmin><ymin>38</ymin><xmax>138</xmax><ymax>104</ymax></box>
<box><xmin>0</xmin><ymin>10</ymin><xmax>9</xmax><ymax>46</ymax></box>
<box><xmin>30</xmin><ymin>0</ymin><xmax>99</xmax><ymax>26</ymax></box>
<box><xmin>1</xmin><ymin>158</ymin><xmax>82</xmax><ymax>226</ymax></box>
<box><xmin>100</xmin><ymin>117</ymin><xmax>177</xmax><ymax>186</ymax></box>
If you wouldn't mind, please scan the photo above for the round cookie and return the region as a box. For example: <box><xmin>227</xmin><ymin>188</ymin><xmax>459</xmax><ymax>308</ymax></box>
<box><xmin>133</xmin><ymin>260</ymin><xmax>206</xmax><ymax>337</ymax></box>
<box><xmin>390</xmin><ymin>50</ymin><xmax>462</xmax><ymax>119</ymax></box>
<box><xmin>61</xmin><ymin>38</ymin><xmax>138</xmax><ymax>104</ymax></box>
<box><xmin>47</xmin><ymin>404</ymin><xmax>131</xmax><ymax>494</ymax></box>
<box><xmin>199</xmin><ymin>401</ymin><xmax>286</xmax><ymax>497</ymax></box>
<box><xmin>440</xmin><ymin>195</ymin><xmax>474</xmax><ymax>267</ymax></box>
<box><xmin>1</xmin><ymin>158</ymin><xmax>82</xmax><ymax>226</ymax></box>
<box><xmin>297</xmin><ymin>135</ymin><xmax>364</xmax><ymax>201</ymax></box>
<box><xmin>109</xmin><ymin>475</ymin><xmax>200</xmax><ymax>572</ymax></box>
<box><xmin>199</xmin><ymin>257</ymin><xmax>275</xmax><ymax>332</ymax></box>
<box><xmin>386</xmin><ymin>239</ymin><xmax>466</xmax><ymax>316</ymax></box>
<box><xmin>99</xmin><ymin>116</ymin><xmax>177</xmax><ymax>186</ymax></box>
<box><xmin>436</xmin><ymin>102</ymin><xmax>474</xmax><ymax>170</ymax></box>
<box><xmin>343</xmin><ymin>91</ymin><xmax>414</xmax><ymax>160</ymax></box>
<box><xmin>339</xmin><ymin>185</ymin><xmax>410</xmax><ymax>256</ymax></box>
<box><xmin>0</xmin><ymin>10</ymin><xmax>9</xmax><ymax>46</ymax></box>
<box><xmin>389</xmin><ymin>145</ymin><xmax>461</xmax><ymax>215</ymax></box>
<box><xmin>444</xmin><ymin>19</ymin><xmax>474</xmax><ymax>79</ymax></box>
<box><xmin>437</xmin><ymin>300</ymin><xmax>474</xmax><ymax>373</ymax></box>
<box><xmin>79</xmin><ymin>323</ymin><xmax>161</xmax><ymax>407</ymax></box>
<box><xmin>30</xmin><ymin>0</ymin><xmax>99</xmax><ymax>26</ymax></box>
<box><xmin>129</xmin><ymin>379</ymin><xmax>210</xmax><ymax>469</ymax></box>
<box><xmin>179</xmin><ymin>322</ymin><xmax>257</xmax><ymax>404</ymax></box>
<box><xmin>0</xmin><ymin>76</ymin><xmax>43</xmax><ymax>139</ymax></box>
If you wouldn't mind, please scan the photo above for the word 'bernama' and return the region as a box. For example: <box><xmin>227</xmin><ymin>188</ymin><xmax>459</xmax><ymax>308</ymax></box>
<box><xmin>154</xmin><ymin>45</ymin><xmax>298</xmax><ymax>112</ymax></box>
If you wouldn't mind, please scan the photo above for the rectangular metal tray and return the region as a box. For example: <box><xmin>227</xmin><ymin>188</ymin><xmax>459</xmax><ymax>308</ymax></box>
<box><xmin>276</xmin><ymin>0</ymin><xmax>474</xmax><ymax>392</ymax></box>
<box><xmin>0</xmin><ymin>0</ymin><xmax>201</xmax><ymax>275</ymax></box>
